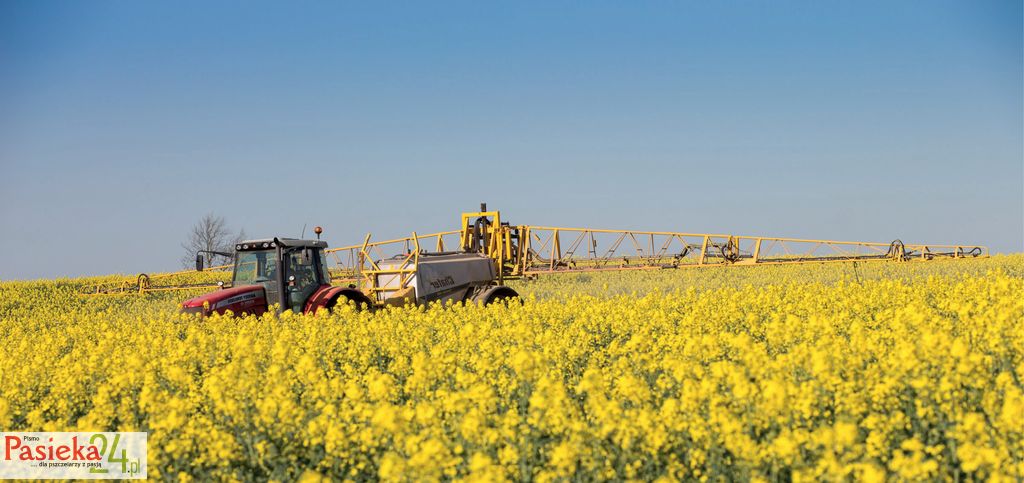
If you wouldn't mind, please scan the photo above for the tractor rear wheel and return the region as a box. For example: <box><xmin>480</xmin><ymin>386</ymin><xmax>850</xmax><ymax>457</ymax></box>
<box><xmin>327</xmin><ymin>291</ymin><xmax>374</xmax><ymax>312</ymax></box>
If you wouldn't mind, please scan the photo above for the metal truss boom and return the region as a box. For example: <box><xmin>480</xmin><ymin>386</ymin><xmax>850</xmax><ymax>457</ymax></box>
<box><xmin>324</xmin><ymin>208</ymin><xmax>987</xmax><ymax>283</ymax></box>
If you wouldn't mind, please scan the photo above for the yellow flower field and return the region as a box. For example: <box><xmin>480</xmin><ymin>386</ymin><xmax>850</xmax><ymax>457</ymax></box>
<box><xmin>0</xmin><ymin>256</ymin><xmax>1021</xmax><ymax>481</ymax></box>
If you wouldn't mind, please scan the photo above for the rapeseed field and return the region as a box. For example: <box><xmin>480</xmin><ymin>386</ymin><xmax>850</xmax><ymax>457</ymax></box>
<box><xmin>0</xmin><ymin>256</ymin><xmax>1021</xmax><ymax>481</ymax></box>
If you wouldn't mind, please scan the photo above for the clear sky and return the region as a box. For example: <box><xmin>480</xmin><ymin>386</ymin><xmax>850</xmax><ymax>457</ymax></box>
<box><xmin>1</xmin><ymin>1</ymin><xmax>1021</xmax><ymax>280</ymax></box>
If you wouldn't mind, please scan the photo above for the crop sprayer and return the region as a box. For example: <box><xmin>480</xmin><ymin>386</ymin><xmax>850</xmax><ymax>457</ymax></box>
<box><xmin>81</xmin><ymin>204</ymin><xmax>987</xmax><ymax>317</ymax></box>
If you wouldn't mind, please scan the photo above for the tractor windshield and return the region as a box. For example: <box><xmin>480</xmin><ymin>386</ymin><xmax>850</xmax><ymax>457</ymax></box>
<box><xmin>233</xmin><ymin>250</ymin><xmax>279</xmax><ymax>285</ymax></box>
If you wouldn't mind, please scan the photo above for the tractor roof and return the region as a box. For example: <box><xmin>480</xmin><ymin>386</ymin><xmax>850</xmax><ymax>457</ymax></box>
<box><xmin>235</xmin><ymin>238</ymin><xmax>328</xmax><ymax>251</ymax></box>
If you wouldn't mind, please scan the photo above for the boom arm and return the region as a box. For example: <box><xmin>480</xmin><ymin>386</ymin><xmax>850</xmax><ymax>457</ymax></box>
<box><xmin>325</xmin><ymin>208</ymin><xmax>987</xmax><ymax>283</ymax></box>
<box><xmin>81</xmin><ymin>206</ymin><xmax>987</xmax><ymax>297</ymax></box>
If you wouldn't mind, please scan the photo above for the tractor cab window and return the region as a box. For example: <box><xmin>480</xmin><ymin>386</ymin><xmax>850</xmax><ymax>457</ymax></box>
<box><xmin>286</xmin><ymin>249</ymin><xmax>319</xmax><ymax>287</ymax></box>
<box><xmin>318</xmin><ymin>249</ymin><xmax>331</xmax><ymax>283</ymax></box>
<box><xmin>233</xmin><ymin>250</ymin><xmax>279</xmax><ymax>284</ymax></box>
<box><xmin>285</xmin><ymin>248</ymin><xmax>323</xmax><ymax>312</ymax></box>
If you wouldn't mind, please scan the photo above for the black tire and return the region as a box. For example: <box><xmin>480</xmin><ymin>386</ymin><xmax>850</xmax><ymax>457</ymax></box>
<box><xmin>473</xmin><ymin>286</ymin><xmax>521</xmax><ymax>306</ymax></box>
<box><xmin>327</xmin><ymin>290</ymin><xmax>374</xmax><ymax>312</ymax></box>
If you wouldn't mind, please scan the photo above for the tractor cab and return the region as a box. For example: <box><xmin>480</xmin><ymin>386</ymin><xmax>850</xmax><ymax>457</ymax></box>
<box><xmin>184</xmin><ymin>237</ymin><xmax>333</xmax><ymax>315</ymax></box>
<box><xmin>231</xmin><ymin>239</ymin><xmax>331</xmax><ymax>311</ymax></box>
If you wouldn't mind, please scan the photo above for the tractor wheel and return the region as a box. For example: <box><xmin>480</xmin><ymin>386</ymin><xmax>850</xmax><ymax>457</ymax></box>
<box><xmin>327</xmin><ymin>291</ymin><xmax>374</xmax><ymax>312</ymax></box>
<box><xmin>473</xmin><ymin>286</ymin><xmax>521</xmax><ymax>306</ymax></box>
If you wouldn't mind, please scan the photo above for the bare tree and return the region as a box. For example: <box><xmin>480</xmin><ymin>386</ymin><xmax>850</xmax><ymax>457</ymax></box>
<box><xmin>180</xmin><ymin>213</ymin><xmax>247</xmax><ymax>269</ymax></box>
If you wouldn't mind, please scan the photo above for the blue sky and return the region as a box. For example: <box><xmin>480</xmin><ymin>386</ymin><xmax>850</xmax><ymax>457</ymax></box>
<box><xmin>1</xmin><ymin>1</ymin><xmax>1021</xmax><ymax>280</ymax></box>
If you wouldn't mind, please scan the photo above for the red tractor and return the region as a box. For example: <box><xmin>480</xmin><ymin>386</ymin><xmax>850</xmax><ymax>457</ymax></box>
<box><xmin>180</xmin><ymin>237</ymin><xmax>372</xmax><ymax>316</ymax></box>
